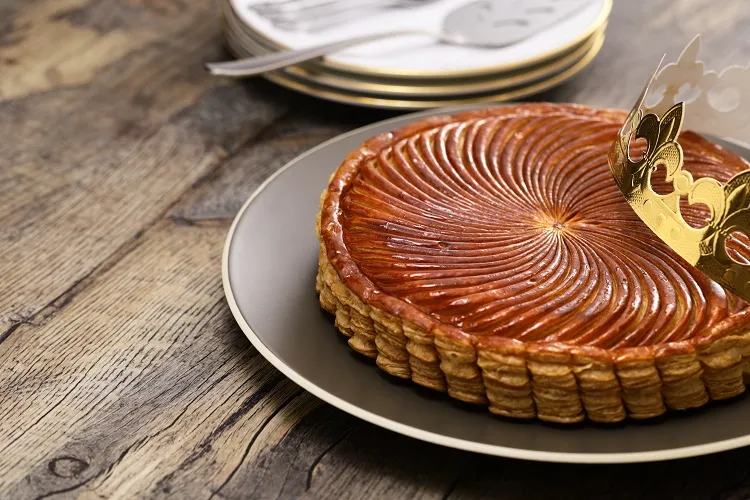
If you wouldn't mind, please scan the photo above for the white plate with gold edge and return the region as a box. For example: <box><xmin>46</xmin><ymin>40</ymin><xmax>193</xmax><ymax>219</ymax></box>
<box><xmin>230</xmin><ymin>0</ymin><xmax>611</xmax><ymax>79</ymax></box>
<box><xmin>227</xmin><ymin>1</ymin><xmax>606</xmax><ymax>88</ymax></box>
<box><xmin>223</xmin><ymin>28</ymin><xmax>606</xmax><ymax>110</ymax></box>
<box><xmin>224</xmin><ymin>3</ymin><xmax>602</xmax><ymax>97</ymax></box>
<box><xmin>223</xmin><ymin>1</ymin><xmax>605</xmax><ymax>98</ymax></box>
<box><xmin>224</xmin><ymin>17</ymin><xmax>605</xmax><ymax>100</ymax></box>
<box><xmin>223</xmin><ymin>103</ymin><xmax>750</xmax><ymax>463</ymax></box>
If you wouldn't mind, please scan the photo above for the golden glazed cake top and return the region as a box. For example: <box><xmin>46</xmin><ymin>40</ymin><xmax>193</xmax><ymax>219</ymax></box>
<box><xmin>320</xmin><ymin>103</ymin><xmax>750</xmax><ymax>362</ymax></box>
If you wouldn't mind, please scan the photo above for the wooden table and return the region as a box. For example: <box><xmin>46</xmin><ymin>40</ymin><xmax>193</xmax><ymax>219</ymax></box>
<box><xmin>2</xmin><ymin>1</ymin><xmax>750</xmax><ymax>498</ymax></box>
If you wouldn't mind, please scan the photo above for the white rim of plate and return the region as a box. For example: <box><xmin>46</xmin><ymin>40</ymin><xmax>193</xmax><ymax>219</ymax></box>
<box><xmin>222</xmin><ymin>107</ymin><xmax>750</xmax><ymax>464</ymax></box>
<box><xmin>223</xmin><ymin>2</ymin><xmax>607</xmax><ymax>98</ymax></box>
<box><xmin>228</xmin><ymin>0</ymin><xmax>612</xmax><ymax>79</ymax></box>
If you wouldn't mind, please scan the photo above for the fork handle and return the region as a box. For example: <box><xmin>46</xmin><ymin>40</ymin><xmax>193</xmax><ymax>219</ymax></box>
<box><xmin>205</xmin><ymin>30</ymin><xmax>429</xmax><ymax>77</ymax></box>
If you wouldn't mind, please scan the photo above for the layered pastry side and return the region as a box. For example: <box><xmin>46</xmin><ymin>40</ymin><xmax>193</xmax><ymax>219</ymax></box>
<box><xmin>315</xmin><ymin>103</ymin><xmax>750</xmax><ymax>423</ymax></box>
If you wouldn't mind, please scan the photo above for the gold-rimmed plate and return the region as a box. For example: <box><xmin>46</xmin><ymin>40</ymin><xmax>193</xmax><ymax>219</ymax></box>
<box><xmin>228</xmin><ymin>0</ymin><xmax>611</xmax><ymax>80</ymax></box>
<box><xmin>223</xmin><ymin>104</ymin><xmax>750</xmax><ymax>463</ymax></box>
<box><xmin>223</xmin><ymin>0</ymin><xmax>607</xmax><ymax>98</ymax></box>
<box><xmin>224</xmin><ymin>24</ymin><xmax>606</xmax><ymax>110</ymax></box>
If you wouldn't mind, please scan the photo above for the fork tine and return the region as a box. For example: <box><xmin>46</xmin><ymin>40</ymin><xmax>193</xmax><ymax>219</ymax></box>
<box><xmin>251</xmin><ymin>0</ymin><xmax>348</xmax><ymax>15</ymax></box>
<box><xmin>273</xmin><ymin>1</ymin><xmax>394</xmax><ymax>31</ymax></box>
<box><xmin>264</xmin><ymin>1</ymin><xmax>370</xmax><ymax>25</ymax></box>
<box><xmin>250</xmin><ymin>0</ymin><xmax>434</xmax><ymax>32</ymax></box>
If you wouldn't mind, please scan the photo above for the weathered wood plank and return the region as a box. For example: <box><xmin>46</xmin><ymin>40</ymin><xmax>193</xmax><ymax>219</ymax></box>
<box><xmin>171</xmin><ymin>104</ymin><xmax>383</xmax><ymax>223</ymax></box>
<box><xmin>0</xmin><ymin>0</ymin><xmax>289</xmax><ymax>337</ymax></box>
<box><xmin>0</xmin><ymin>219</ymin><xmax>285</xmax><ymax>497</ymax></box>
<box><xmin>0</xmin><ymin>99</ymin><xmax>439</xmax><ymax>499</ymax></box>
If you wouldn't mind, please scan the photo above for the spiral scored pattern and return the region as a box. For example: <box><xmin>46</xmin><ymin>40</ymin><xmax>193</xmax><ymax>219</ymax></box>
<box><xmin>319</xmin><ymin>104</ymin><xmax>750</xmax><ymax>422</ymax></box>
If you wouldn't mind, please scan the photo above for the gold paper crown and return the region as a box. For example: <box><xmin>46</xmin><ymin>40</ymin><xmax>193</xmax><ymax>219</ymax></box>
<box><xmin>608</xmin><ymin>35</ymin><xmax>750</xmax><ymax>301</ymax></box>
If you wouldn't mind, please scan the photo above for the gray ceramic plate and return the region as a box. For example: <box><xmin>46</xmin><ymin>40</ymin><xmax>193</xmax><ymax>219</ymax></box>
<box><xmin>223</xmin><ymin>105</ymin><xmax>750</xmax><ymax>464</ymax></box>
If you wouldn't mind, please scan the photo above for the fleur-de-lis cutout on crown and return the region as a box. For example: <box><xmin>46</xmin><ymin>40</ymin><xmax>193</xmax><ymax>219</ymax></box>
<box><xmin>609</xmin><ymin>37</ymin><xmax>750</xmax><ymax>300</ymax></box>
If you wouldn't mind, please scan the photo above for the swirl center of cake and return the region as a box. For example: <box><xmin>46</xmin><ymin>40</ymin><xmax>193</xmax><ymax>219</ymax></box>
<box><xmin>338</xmin><ymin>112</ymin><xmax>749</xmax><ymax>349</ymax></box>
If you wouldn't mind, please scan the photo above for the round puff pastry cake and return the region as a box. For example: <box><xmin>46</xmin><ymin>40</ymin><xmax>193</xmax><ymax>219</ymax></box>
<box><xmin>315</xmin><ymin>103</ymin><xmax>750</xmax><ymax>423</ymax></box>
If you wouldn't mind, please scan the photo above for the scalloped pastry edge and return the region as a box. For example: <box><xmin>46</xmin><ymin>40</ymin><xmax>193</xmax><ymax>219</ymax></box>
<box><xmin>316</xmin><ymin>200</ymin><xmax>750</xmax><ymax>424</ymax></box>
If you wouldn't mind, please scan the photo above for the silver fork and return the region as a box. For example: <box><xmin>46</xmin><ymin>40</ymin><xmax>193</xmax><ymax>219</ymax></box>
<box><xmin>250</xmin><ymin>0</ymin><xmax>438</xmax><ymax>32</ymax></box>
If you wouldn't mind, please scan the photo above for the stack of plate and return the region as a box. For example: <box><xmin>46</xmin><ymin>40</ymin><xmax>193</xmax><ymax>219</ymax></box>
<box><xmin>222</xmin><ymin>0</ymin><xmax>611</xmax><ymax>110</ymax></box>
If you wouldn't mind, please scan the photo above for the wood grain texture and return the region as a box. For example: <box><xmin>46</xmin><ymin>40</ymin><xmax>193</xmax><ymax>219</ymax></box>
<box><xmin>2</xmin><ymin>0</ymin><xmax>750</xmax><ymax>498</ymax></box>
